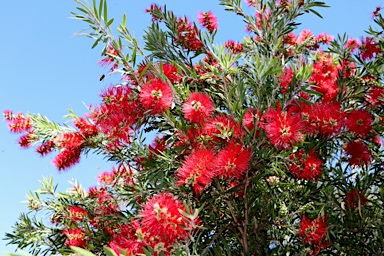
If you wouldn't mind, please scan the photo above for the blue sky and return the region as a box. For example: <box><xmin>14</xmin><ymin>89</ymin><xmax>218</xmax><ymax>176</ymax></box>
<box><xmin>0</xmin><ymin>0</ymin><xmax>382</xmax><ymax>253</ymax></box>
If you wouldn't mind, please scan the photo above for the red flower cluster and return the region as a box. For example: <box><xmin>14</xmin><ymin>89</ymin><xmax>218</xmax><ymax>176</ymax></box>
<box><xmin>279</xmin><ymin>67</ymin><xmax>294</xmax><ymax>93</ymax></box>
<box><xmin>308</xmin><ymin>53</ymin><xmax>339</xmax><ymax>100</ymax></box>
<box><xmin>302</xmin><ymin>101</ymin><xmax>344</xmax><ymax>138</ymax></box>
<box><xmin>18</xmin><ymin>131</ymin><xmax>36</xmax><ymax>148</ymax></box>
<box><xmin>289</xmin><ymin>149</ymin><xmax>323</xmax><ymax>180</ymax></box>
<box><xmin>52</xmin><ymin>146</ymin><xmax>82</xmax><ymax>171</ymax></box>
<box><xmin>359</xmin><ymin>37</ymin><xmax>380</xmax><ymax>60</ymax></box>
<box><xmin>73</xmin><ymin>117</ymin><xmax>98</xmax><ymax>137</ymax></box>
<box><xmin>91</xmin><ymin>85</ymin><xmax>142</xmax><ymax>150</ymax></box>
<box><xmin>98</xmin><ymin>46</ymin><xmax>119</xmax><ymax>72</ymax></box>
<box><xmin>262</xmin><ymin>105</ymin><xmax>304</xmax><ymax>149</ymax></box>
<box><xmin>198</xmin><ymin>11</ymin><xmax>218</xmax><ymax>33</ymax></box>
<box><xmin>176</xmin><ymin>148</ymin><xmax>216</xmax><ymax>195</ymax></box>
<box><xmin>68</xmin><ymin>205</ymin><xmax>88</xmax><ymax>222</ymax></box>
<box><xmin>182</xmin><ymin>92</ymin><xmax>214</xmax><ymax>124</ymax></box>
<box><xmin>345</xmin><ymin>140</ymin><xmax>372</xmax><ymax>166</ymax></box>
<box><xmin>242</xmin><ymin>108</ymin><xmax>260</xmax><ymax>132</ymax></box>
<box><xmin>298</xmin><ymin>215</ymin><xmax>328</xmax><ymax>245</ymax></box>
<box><xmin>137</xmin><ymin>63</ymin><xmax>181</xmax><ymax>84</ymax></box>
<box><xmin>141</xmin><ymin>193</ymin><xmax>190</xmax><ymax>244</ymax></box>
<box><xmin>175</xmin><ymin>17</ymin><xmax>204</xmax><ymax>52</ymax></box>
<box><xmin>215</xmin><ymin>142</ymin><xmax>252</xmax><ymax>180</ymax></box>
<box><xmin>345</xmin><ymin>109</ymin><xmax>373</xmax><ymax>138</ymax></box>
<box><xmin>3</xmin><ymin>111</ymin><xmax>32</xmax><ymax>133</ymax></box>
<box><xmin>140</xmin><ymin>78</ymin><xmax>173</xmax><ymax>115</ymax></box>
<box><xmin>345</xmin><ymin>189</ymin><xmax>368</xmax><ymax>209</ymax></box>
<box><xmin>224</xmin><ymin>40</ymin><xmax>243</xmax><ymax>54</ymax></box>
<box><xmin>109</xmin><ymin>193</ymin><xmax>197</xmax><ymax>255</ymax></box>
<box><xmin>202</xmin><ymin>114</ymin><xmax>243</xmax><ymax>143</ymax></box>
<box><xmin>366</xmin><ymin>87</ymin><xmax>384</xmax><ymax>106</ymax></box>
<box><xmin>145</xmin><ymin>3</ymin><xmax>163</xmax><ymax>21</ymax></box>
<box><xmin>63</xmin><ymin>228</ymin><xmax>87</xmax><ymax>248</ymax></box>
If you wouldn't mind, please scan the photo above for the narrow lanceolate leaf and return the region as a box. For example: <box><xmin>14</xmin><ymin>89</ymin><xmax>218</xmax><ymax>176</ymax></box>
<box><xmin>106</xmin><ymin>18</ymin><xmax>114</xmax><ymax>27</ymax></box>
<box><xmin>103</xmin><ymin>246</ymin><xmax>118</xmax><ymax>256</ymax></box>
<box><xmin>103</xmin><ymin>0</ymin><xmax>108</xmax><ymax>22</ymax></box>
<box><xmin>93</xmin><ymin>0</ymin><xmax>98</xmax><ymax>19</ymax></box>
<box><xmin>98</xmin><ymin>0</ymin><xmax>103</xmax><ymax>20</ymax></box>
<box><xmin>70</xmin><ymin>246</ymin><xmax>97</xmax><ymax>256</ymax></box>
<box><xmin>122</xmin><ymin>13</ymin><xmax>126</xmax><ymax>27</ymax></box>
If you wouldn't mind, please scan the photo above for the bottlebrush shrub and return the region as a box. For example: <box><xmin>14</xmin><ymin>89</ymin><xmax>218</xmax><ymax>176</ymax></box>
<box><xmin>4</xmin><ymin>0</ymin><xmax>384</xmax><ymax>255</ymax></box>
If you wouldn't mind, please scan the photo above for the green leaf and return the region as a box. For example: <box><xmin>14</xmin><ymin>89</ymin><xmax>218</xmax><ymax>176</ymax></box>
<box><xmin>76</xmin><ymin>7</ymin><xmax>88</xmax><ymax>14</ymax></box>
<box><xmin>104</xmin><ymin>246</ymin><xmax>118</xmax><ymax>256</ymax></box>
<box><xmin>122</xmin><ymin>13</ymin><xmax>126</xmax><ymax>27</ymax></box>
<box><xmin>106</xmin><ymin>18</ymin><xmax>114</xmax><ymax>27</ymax></box>
<box><xmin>92</xmin><ymin>36</ymin><xmax>102</xmax><ymax>49</ymax></box>
<box><xmin>98</xmin><ymin>0</ymin><xmax>103</xmax><ymax>21</ymax></box>
<box><xmin>93</xmin><ymin>0</ymin><xmax>98</xmax><ymax>19</ymax></box>
<box><xmin>307</xmin><ymin>8</ymin><xmax>324</xmax><ymax>19</ymax></box>
<box><xmin>103</xmin><ymin>0</ymin><xmax>108</xmax><ymax>22</ymax></box>
<box><xmin>70</xmin><ymin>246</ymin><xmax>96</xmax><ymax>256</ymax></box>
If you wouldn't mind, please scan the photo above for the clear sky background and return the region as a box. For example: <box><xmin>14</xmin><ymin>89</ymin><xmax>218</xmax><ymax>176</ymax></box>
<box><xmin>0</xmin><ymin>0</ymin><xmax>382</xmax><ymax>253</ymax></box>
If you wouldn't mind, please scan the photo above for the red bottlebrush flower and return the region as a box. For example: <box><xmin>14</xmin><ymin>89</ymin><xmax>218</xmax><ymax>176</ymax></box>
<box><xmin>92</xmin><ymin>85</ymin><xmax>141</xmax><ymax>148</ymax></box>
<box><xmin>262</xmin><ymin>105</ymin><xmax>304</xmax><ymax>149</ymax></box>
<box><xmin>6</xmin><ymin>113</ymin><xmax>32</xmax><ymax>133</ymax></box>
<box><xmin>109</xmin><ymin>222</ymin><xmax>147</xmax><ymax>255</ymax></box>
<box><xmin>139</xmin><ymin>78</ymin><xmax>173</xmax><ymax>115</ymax></box>
<box><xmin>63</xmin><ymin>228</ymin><xmax>86</xmax><ymax>248</ymax></box>
<box><xmin>162</xmin><ymin>63</ymin><xmax>181</xmax><ymax>84</ymax></box>
<box><xmin>198</xmin><ymin>11</ymin><xmax>218</xmax><ymax>33</ymax></box>
<box><xmin>112</xmin><ymin>163</ymin><xmax>136</xmax><ymax>187</ymax></box>
<box><xmin>18</xmin><ymin>131</ymin><xmax>36</xmax><ymax>148</ymax></box>
<box><xmin>315</xmin><ymin>33</ymin><xmax>334</xmax><ymax>45</ymax></box>
<box><xmin>302</xmin><ymin>101</ymin><xmax>344</xmax><ymax>137</ymax></box>
<box><xmin>98</xmin><ymin>46</ymin><xmax>118</xmax><ymax>67</ymax></box>
<box><xmin>145</xmin><ymin>4</ymin><xmax>163</xmax><ymax>21</ymax></box>
<box><xmin>346</xmin><ymin>38</ymin><xmax>359</xmax><ymax>52</ymax></box>
<box><xmin>54</xmin><ymin>132</ymin><xmax>84</xmax><ymax>149</ymax></box>
<box><xmin>226</xmin><ymin>181</ymin><xmax>245</xmax><ymax>198</ymax></box>
<box><xmin>345</xmin><ymin>109</ymin><xmax>373</xmax><ymax>138</ymax></box>
<box><xmin>183</xmin><ymin>92</ymin><xmax>215</xmax><ymax>124</ymax></box>
<box><xmin>202</xmin><ymin>114</ymin><xmax>243</xmax><ymax>143</ymax></box>
<box><xmin>298</xmin><ymin>215</ymin><xmax>328</xmax><ymax>245</ymax></box>
<box><xmin>244</xmin><ymin>0</ymin><xmax>257</xmax><ymax>7</ymax></box>
<box><xmin>338</xmin><ymin>59</ymin><xmax>356</xmax><ymax>78</ymax></box>
<box><xmin>296</xmin><ymin>29</ymin><xmax>314</xmax><ymax>44</ymax></box>
<box><xmin>176</xmin><ymin>148</ymin><xmax>216</xmax><ymax>195</ymax></box>
<box><xmin>243</xmin><ymin>108</ymin><xmax>260</xmax><ymax>132</ymax></box>
<box><xmin>52</xmin><ymin>148</ymin><xmax>81</xmax><ymax>171</ymax></box>
<box><xmin>97</xmin><ymin>171</ymin><xmax>115</xmax><ymax>185</ymax></box>
<box><xmin>309</xmin><ymin>54</ymin><xmax>339</xmax><ymax>100</ymax></box>
<box><xmin>68</xmin><ymin>205</ymin><xmax>88</xmax><ymax>222</ymax></box>
<box><xmin>73</xmin><ymin>117</ymin><xmax>98</xmax><ymax>137</ymax></box>
<box><xmin>345</xmin><ymin>140</ymin><xmax>372</xmax><ymax>166</ymax></box>
<box><xmin>279</xmin><ymin>67</ymin><xmax>294</xmax><ymax>93</ymax></box>
<box><xmin>359</xmin><ymin>37</ymin><xmax>380</xmax><ymax>60</ymax></box>
<box><xmin>289</xmin><ymin>149</ymin><xmax>323</xmax><ymax>180</ymax></box>
<box><xmin>149</xmin><ymin>136</ymin><xmax>167</xmax><ymax>156</ymax></box>
<box><xmin>141</xmin><ymin>193</ymin><xmax>190</xmax><ymax>244</ymax></box>
<box><xmin>372</xmin><ymin>6</ymin><xmax>382</xmax><ymax>18</ymax></box>
<box><xmin>345</xmin><ymin>189</ymin><xmax>368</xmax><ymax>209</ymax></box>
<box><xmin>224</xmin><ymin>40</ymin><xmax>243</xmax><ymax>54</ymax></box>
<box><xmin>214</xmin><ymin>142</ymin><xmax>252</xmax><ymax>180</ymax></box>
<box><xmin>3</xmin><ymin>109</ymin><xmax>13</xmax><ymax>120</ymax></box>
<box><xmin>283</xmin><ymin>32</ymin><xmax>298</xmax><ymax>46</ymax></box>
<box><xmin>255</xmin><ymin>10</ymin><xmax>271</xmax><ymax>30</ymax></box>
<box><xmin>175</xmin><ymin>17</ymin><xmax>204</xmax><ymax>52</ymax></box>
<box><xmin>366</xmin><ymin>87</ymin><xmax>384</xmax><ymax>106</ymax></box>
<box><xmin>36</xmin><ymin>140</ymin><xmax>55</xmax><ymax>156</ymax></box>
